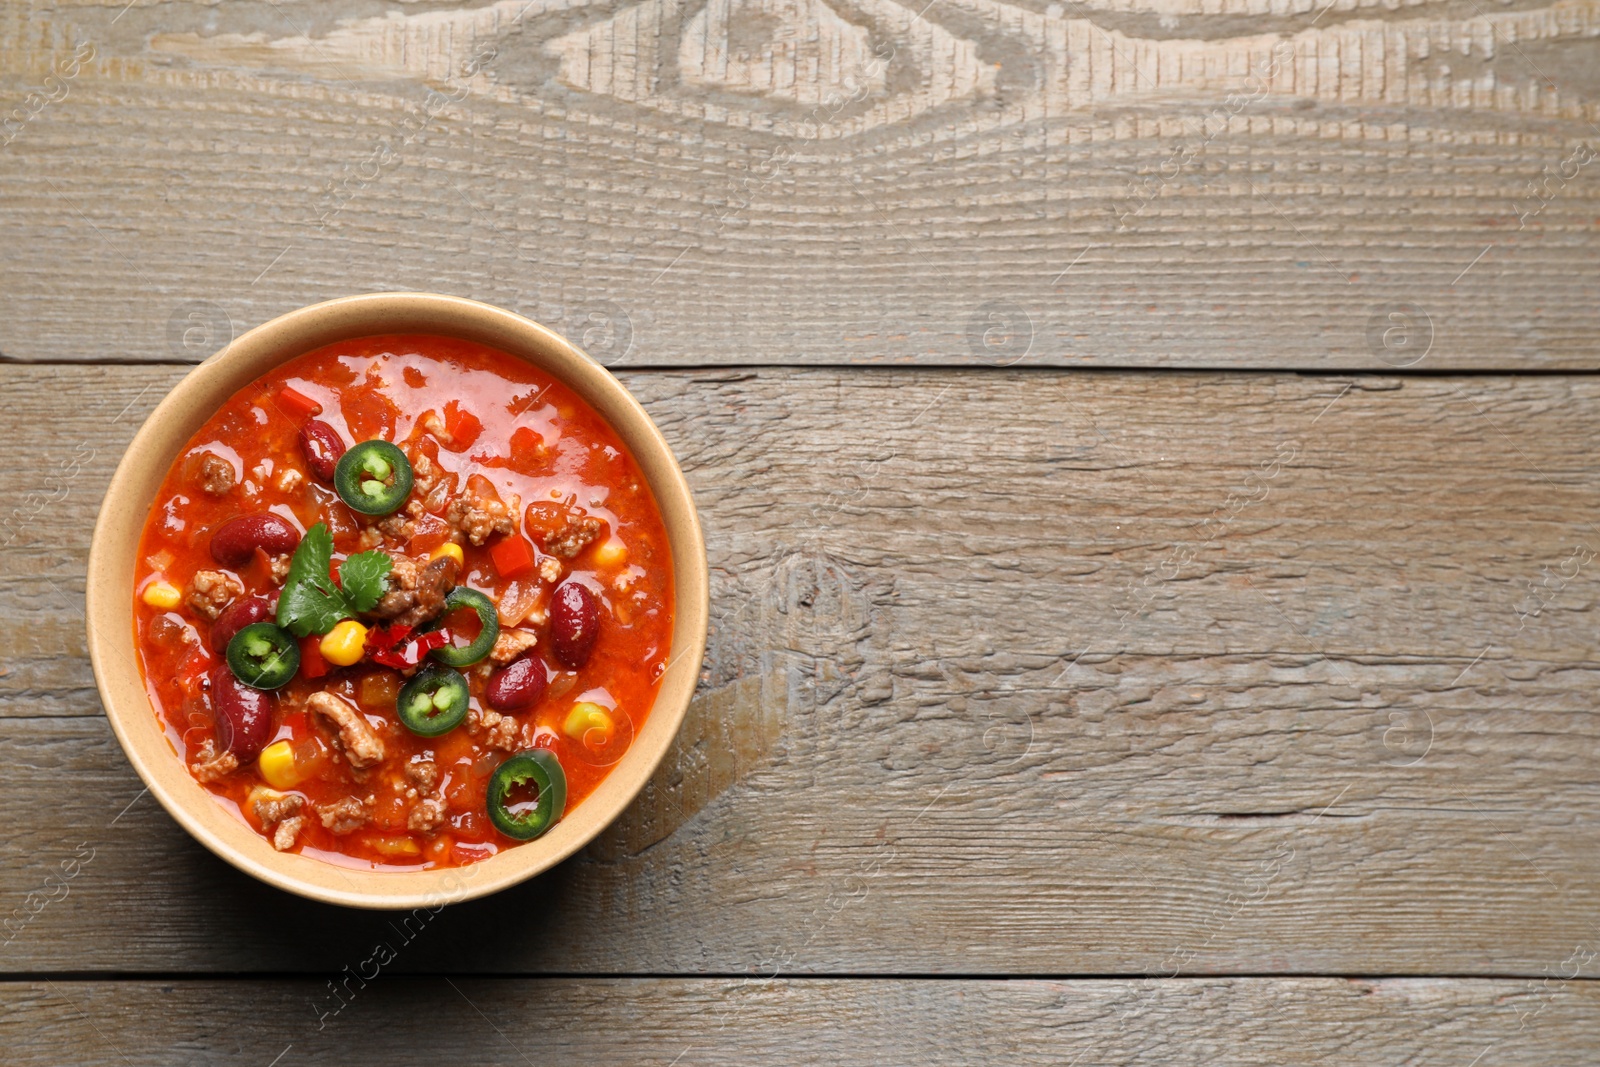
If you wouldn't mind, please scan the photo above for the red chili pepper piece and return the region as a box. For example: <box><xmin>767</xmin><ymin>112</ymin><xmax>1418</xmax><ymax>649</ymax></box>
<box><xmin>365</xmin><ymin>624</ymin><xmax>449</xmax><ymax>668</ymax></box>
<box><xmin>276</xmin><ymin>384</ymin><xmax>323</xmax><ymax>418</ymax></box>
<box><xmin>488</xmin><ymin>534</ymin><xmax>535</xmax><ymax>579</ymax></box>
<box><xmin>298</xmin><ymin>635</ymin><xmax>329</xmax><ymax>680</ymax></box>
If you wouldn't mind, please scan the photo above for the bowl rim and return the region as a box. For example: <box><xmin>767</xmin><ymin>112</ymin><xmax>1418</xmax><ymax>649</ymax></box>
<box><xmin>86</xmin><ymin>293</ymin><xmax>708</xmax><ymax>910</ymax></box>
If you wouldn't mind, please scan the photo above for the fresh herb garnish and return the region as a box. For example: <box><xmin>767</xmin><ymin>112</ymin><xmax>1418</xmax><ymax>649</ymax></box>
<box><xmin>337</xmin><ymin>547</ymin><xmax>392</xmax><ymax>613</ymax></box>
<box><xmin>275</xmin><ymin>523</ymin><xmax>393</xmax><ymax>637</ymax></box>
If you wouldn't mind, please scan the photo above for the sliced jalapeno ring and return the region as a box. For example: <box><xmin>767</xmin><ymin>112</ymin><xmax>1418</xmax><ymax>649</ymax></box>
<box><xmin>396</xmin><ymin>665</ymin><xmax>470</xmax><ymax>737</ymax></box>
<box><xmin>427</xmin><ymin>587</ymin><xmax>500</xmax><ymax>667</ymax></box>
<box><xmin>334</xmin><ymin>440</ymin><xmax>414</xmax><ymax>516</ymax></box>
<box><xmin>226</xmin><ymin>622</ymin><xmax>301</xmax><ymax>690</ymax></box>
<box><xmin>486</xmin><ymin>749</ymin><xmax>567</xmax><ymax>841</ymax></box>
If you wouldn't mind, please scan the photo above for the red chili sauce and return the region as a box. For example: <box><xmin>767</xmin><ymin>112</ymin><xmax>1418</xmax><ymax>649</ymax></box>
<box><xmin>132</xmin><ymin>335</ymin><xmax>674</xmax><ymax>870</ymax></box>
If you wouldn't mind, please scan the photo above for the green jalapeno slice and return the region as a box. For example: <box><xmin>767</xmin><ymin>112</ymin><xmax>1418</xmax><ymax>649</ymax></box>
<box><xmin>225</xmin><ymin>622</ymin><xmax>300</xmax><ymax>690</ymax></box>
<box><xmin>426</xmin><ymin>587</ymin><xmax>500</xmax><ymax>667</ymax></box>
<box><xmin>334</xmin><ymin>440</ymin><xmax>413</xmax><ymax>516</ymax></box>
<box><xmin>396</xmin><ymin>664</ymin><xmax>471</xmax><ymax>737</ymax></box>
<box><xmin>486</xmin><ymin>749</ymin><xmax>567</xmax><ymax>840</ymax></box>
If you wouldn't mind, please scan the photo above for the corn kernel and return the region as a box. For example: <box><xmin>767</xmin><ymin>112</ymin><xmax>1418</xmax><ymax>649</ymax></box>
<box><xmin>593</xmin><ymin>538</ymin><xmax>628</xmax><ymax>568</ymax></box>
<box><xmin>320</xmin><ymin>619</ymin><xmax>369</xmax><ymax>667</ymax></box>
<box><xmin>429</xmin><ymin>542</ymin><xmax>465</xmax><ymax>568</ymax></box>
<box><xmin>563</xmin><ymin>702</ymin><xmax>615</xmax><ymax>744</ymax></box>
<box><xmin>257</xmin><ymin>740</ymin><xmax>305</xmax><ymax>790</ymax></box>
<box><xmin>141</xmin><ymin>580</ymin><xmax>182</xmax><ymax>610</ymax></box>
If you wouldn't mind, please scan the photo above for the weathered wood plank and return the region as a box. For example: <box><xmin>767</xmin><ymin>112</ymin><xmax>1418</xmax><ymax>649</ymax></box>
<box><xmin>1</xmin><ymin>4</ymin><xmax>1598</xmax><ymax>368</ymax></box>
<box><xmin>4</xmin><ymin>978</ymin><xmax>1597</xmax><ymax>1065</ymax></box>
<box><xmin>2</xmin><ymin>365</ymin><xmax>1599</xmax><ymax>974</ymax></box>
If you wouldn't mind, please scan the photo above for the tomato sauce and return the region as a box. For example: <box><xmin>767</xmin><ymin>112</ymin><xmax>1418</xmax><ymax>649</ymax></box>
<box><xmin>132</xmin><ymin>335</ymin><xmax>674</xmax><ymax>870</ymax></box>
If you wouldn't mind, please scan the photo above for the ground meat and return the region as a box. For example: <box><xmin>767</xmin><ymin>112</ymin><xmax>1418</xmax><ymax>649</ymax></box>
<box><xmin>189</xmin><ymin>739</ymin><xmax>238</xmax><ymax>782</ymax></box>
<box><xmin>268</xmin><ymin>554</ymin><xmax>292</xmax><ymax>585</ymax></box>
<box><xmin>318</xmin><ymin>796</ymin><xmax>370</xmax><ymax>835</ymax></box>
<box><xmin>250</xmin><ymin>790</ymin><xmax>305</xmax><ymax>826</ymax></box>
<box><xmin>250</xmin><ymin>792</ymin><xmax>309</xmax><ymax>852</ymax></box>
<box><xmin>410</xmin><ymin>450</ymin><xmax>442</xmax><ymax>495</ymax></box>
<box><xmin>368</xmin><ymin>552</ymin><xmax>459</xmax><ymax>629</ymax></box>
<box><xmin>404</xmin><ymin>758</ymin><xmax>438</xmax><ymax>793</ymax></box>
<box><xmin>307</xmin><ymin>691</ymin><xmax>386</xmax><ymax>769</ymax></box>
<box><xmin>445</xmin><ymin>489</ymin><xmax>520</xmax><ymax>546</ymax></box>
<box><xmin>538</xmin><ymin>556</ymin><xmax>562</xmax><ymax>583</ymax></box>
<box><xmin>197</xmin><ymin>453</ymin><xmax>235</xmax><ymax>496</ymax></box>
<box><xmin>544</xmin><ymin>516</ymin><xmax>604</xmax><ymax>559</ymax></box>
<box><xmin>274</xmin><ymin>467</ymin><xmax>303</xmax><ymax>493</ymax></box>
<box><xmin>407</xmin><ymin>798</ymin><xmax>446</xmax><ymax>833</ymax></box>
<box><xmin>372</xmin><ymin>499</ymin><xmax>425</xmax><ymax>545</ymax></box>
<box><xmin>272</xmin><ymin>815</ymin><xmax>307</xmax><ymax>851</ymax></box>
<box><xmin>185</xmin><ymin>570</ymin><xmax>243</xmax><ymax>620</ymax></box>
<box><xmin>471</xmin><ymin>708</ymin><xmax>519</xmax><ymax>751</ymax></box>
<box><xmin>489</xmin><ymin>629</ymin><xmax>538</xmax><ymax>665</ymax></box>
<box><xmin>407</xmin><ymin>451</ymin><xmax>457</xmax><ymax>515</ymax></box>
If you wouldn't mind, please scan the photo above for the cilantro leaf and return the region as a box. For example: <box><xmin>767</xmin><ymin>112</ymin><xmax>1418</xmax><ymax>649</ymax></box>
<box><xmin>276</xmin><ymin>524</ymin><xmax>346</xmax><ymax>637</ymax></box>
<box><xmin>275</xmin><ymin>524</ymin><xmax>394</xmax><ymax>637</ymax></box>
<box><xmin>339</xmin><ymin>551</ymin><xmax>392</xmax><ymax>613</ymax></box>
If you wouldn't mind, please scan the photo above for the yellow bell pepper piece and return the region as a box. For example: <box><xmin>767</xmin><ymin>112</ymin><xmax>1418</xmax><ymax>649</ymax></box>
<box><xmin>320</xmin><ymin>619</ymin><xmax>369</xmax><ymax>667</ymax></box>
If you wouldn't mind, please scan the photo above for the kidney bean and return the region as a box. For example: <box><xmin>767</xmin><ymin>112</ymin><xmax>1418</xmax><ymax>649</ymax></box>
<box><xmin>550</xmin><ymin>582</ymin><xmax>600</xmax><ymax>668</ymax></box>
<box><xmin>486</xmin><ymin>652</ymin><xmax>548</xmax><ymax>710</ymax></box>
<box><xmin>298</xmin><ymin>420</ymin><xmax>346</xmax><ymax>482</ymax></box>
<box><xmin>210</xmin><ymin>666</ymin><xmax>274</xmax><ymax>761</ymax></box>
<box><xmin>210</xmin><ymin>595</ymin><xmax>277</xmax><ymax>654</ymax></box>
<box><xmin>209</xmin><ymin>513</ymin><xmax>301</xmax><ymax>567</ymax></box>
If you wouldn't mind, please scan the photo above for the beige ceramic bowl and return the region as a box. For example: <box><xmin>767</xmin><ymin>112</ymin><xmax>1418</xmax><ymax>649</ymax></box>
<box><xmin>86</xmin><ymin>293</ymin><xmax>708</xmax><ymax>910</ymax></box>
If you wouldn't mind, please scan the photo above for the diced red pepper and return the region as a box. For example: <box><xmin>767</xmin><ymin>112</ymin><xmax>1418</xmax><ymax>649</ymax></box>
<box><xmin>364</xmin><ymin>623</ymin><xmax>410</xmax><ymax>655</ymax></box>
<box><xmin>510</xmin><ymin>426</ymin><xmax>540</xmax><ymax>453</ymax></box>
<box><xmin>277</xmin><ymin>384</ymin><xmax>323</xmax><ymax>418</ymax></box>
<box><xmin>488</xmin><ymin>534</ymin><xmax>535</xmax><ymax>579</ymax></box>
<box><xmin>365</xmin><ymin>624</ymin><xmax>450</xmax><ymax>668</ymax></box>
<box><xmin>508</xmin><ymin>426</ymin><xmax>545</xmax><ymax>474</ymax></box>
<box><xmin>443</xmin><ymin>400</ymin><xmax>482</xmax><ymax>451</ymax></box>
<box><xmin>298</xmin><ymin>635</ymin><xmax>329</xmax><ymax>680</ymax></box>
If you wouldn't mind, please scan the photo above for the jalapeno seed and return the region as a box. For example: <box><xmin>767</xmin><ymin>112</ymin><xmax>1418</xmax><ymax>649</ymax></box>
<box><xmin>396</xmin><ymin>665</ymin><xmax>470</xmax><ymax>737</ymax></box>
<box><xmin>225</xmin><ymin>622</ymin><xmax>300</xmax><ymax>690</ymax></box>
<box><xmin>334</xmin><ymin>440</ymin><xmax>413</xmax><ymax>516</ymax></box>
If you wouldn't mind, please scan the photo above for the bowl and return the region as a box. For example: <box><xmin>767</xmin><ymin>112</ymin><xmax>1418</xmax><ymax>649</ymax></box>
<box><xmin>86</xmin><ymin>293</ymin><xmax>708</xmax><ymax>909</ymax></box>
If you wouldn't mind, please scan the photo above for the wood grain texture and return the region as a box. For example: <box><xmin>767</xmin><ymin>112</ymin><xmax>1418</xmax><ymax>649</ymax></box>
<box><xmin>0</xmin><ymin>1</ymin><xmax>1597</xmax><ymax>367</ymax></box>
<box><xmin>5</xmin><ymin>978</ymin><xmax>1599</xmax><ymax>1065</ymax></box>
<box><xmin>3</xmin><ymin>364</ymin><xmax>1599</xmax><ymax>976</ymax></box>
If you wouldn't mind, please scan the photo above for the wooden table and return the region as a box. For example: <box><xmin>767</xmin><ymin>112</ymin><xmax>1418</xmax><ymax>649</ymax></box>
<box><xmin>3</xmin><ymin>0</ymin><xmax>1599</xmax><ymax>1061</ymax></box>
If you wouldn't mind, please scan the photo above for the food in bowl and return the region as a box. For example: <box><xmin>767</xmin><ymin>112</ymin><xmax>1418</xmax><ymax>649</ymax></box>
<box><xmin>131</xmin><ymin>333</ymin><xmax>674</xmax><ymax>870</ymax></box>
